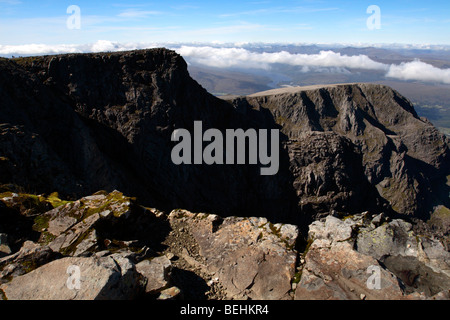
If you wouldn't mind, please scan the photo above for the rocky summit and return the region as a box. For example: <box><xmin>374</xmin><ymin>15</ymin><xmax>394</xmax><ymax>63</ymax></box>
<box><xmin>0</xmin><ymin>48</ymin><xmax>449</xmax><ymax>300</ymax></box>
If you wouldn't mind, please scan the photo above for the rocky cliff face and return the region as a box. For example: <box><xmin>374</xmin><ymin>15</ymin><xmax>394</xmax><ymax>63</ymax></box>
<box><xmin>1</xmin><ymin>49</ymin><xmax>448</xmax><ymax>226</ymax></box>
<box><xmin>240</xmin><ymin>84</ymin><xmax>450</xmax><ymax>220</ymax></box>
<box><xmin>0</xmin><ymin>48</ymin><xmax>449</xmax><ymax>300</ymax></box>
<box><xmin>0</xmin><ymin>50</ymin><xmax>297</xmax><ymax>224</ymax></box>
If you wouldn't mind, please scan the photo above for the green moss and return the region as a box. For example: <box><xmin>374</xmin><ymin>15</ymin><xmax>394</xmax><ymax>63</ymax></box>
<box><xmin>0</xmin><ymin>192</ymin><xmax>52</xmax><ymax>215</ymax></box>
<box><xmin>265</xmin><ymin>222</ymin><xmax>297</xmax><ymax>250</ymax></box>
<box><xmin>78</xmin><ymin>191</ymin><xmax>132</xmax><ymax>220</ymax></box>
<box><xmin>293</xmin><ymin>271</ymin><xmax>303</xmax><ymax>284</ymax></box>
<box><xmin>39</xmin><ymin>231</ymin><xmax>57</xmax><ymax>245</ymax></box>
<box><xmin>60</xmin><ymin>229</ymin><xmax>94</xmax><ymax>256</ymax></box>
<box><xmin>268</xmin><ymin>223</ymin><xmax>281</xmax><ymax>237</ymax></box>
<box><xmin>1</xmin><ymin>190</ymin><xmax>77</xmax><ymax>213</ymax></box>
<box><xmin>302</xmin><ymin>238</ymin><xmax>314</xmax><ymax>256</ymax></box>
<box><xmin>0</xmin><ymin>191</ymin><xmax>13</xmax><ymax>198</ymax></box>
<box><xmin>83</xmin><ymin>202</ymin><xmax>110</xmax><ymax>219</ymax></box>
<box><xmin>93</xmin><ymin>190</ymin><xmax>109</xmax><ymax>196</ymax></box>
<box><xmin>20</xmin><ymin>259</ymin><xmax>40</xmax><ymax>274</ymax></box>
<box><xmin>33</xmin><ymin>215</ymin><xmax>50</xmax><ymax>232</ymax></box>
<box><xmin>47</xmin><ymin>192</ymin><xmax>71</xmax><ymax>208</ymax></box>
<box><xmin>195</xmin><ymin>213</ymin><xmax>207</xmax><ymax>219</ymax></box>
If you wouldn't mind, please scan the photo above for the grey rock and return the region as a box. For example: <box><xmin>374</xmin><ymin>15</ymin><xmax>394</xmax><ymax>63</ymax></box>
<box><xmin>0</xmin><ymin>241</ymin><xmax>60</xmax><ymax>284</ymax></box>
<box><xmin>371</xmin><ymin>213</ymin><xmax>386</xmax><ymax>227</ymax></box>
<box><xmin>0</xmin><ymin>234</ymin><xmax>11</xmax><ymax>257</ymax></box>
<box><xmin>356</xmin><ymin>219</ymin><xmax>420</xmax><ymax>260</ymax></box>
<box><xmin>295</xmin><ymin>240</ymin><xmax>405</xmax><ymax>300</ymax></box>
<box><xmin>136</xmin><ymin>256</ymin><xmax>172</xmax><ymax>294</ymax></box>
<box><xmin>356</xmin><ymin>217</ymin><xmax>450</xmax><ymax>296</ymax></box>
<box><xmin>38</xmin><ymin>190</ymin><xmax>165</xmax><ymax>258</ymax></box>
<box><xmin>0</xmin><ymin>255</ymin><xmax>143</xmax><ymax>300</ymax></box>
<box><xmin>299</xmin><ymin>213</ymin><xmax>450</xmax><ymax>299</ymax></box>
<box><xmin>308</xmin><ymin>215</ymin><xmax>358</xmax><ymax>245</ymax></box>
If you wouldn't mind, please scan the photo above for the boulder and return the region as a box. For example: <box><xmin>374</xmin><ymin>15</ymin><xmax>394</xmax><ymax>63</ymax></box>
<box><xmin>168</xmin><ymin>210</ymin><xmax>299</xmax><ymax>300</ymax></box>
<box><xmin>136</xmin><ymin>256</ymin><xmax>172</xmax><ymax>294</ymax></box>
<box><xmin>34</xmin><ymin>190</ymin><xmax>166</xmax><ymax>258</ymax></box>
<box><xmin>295</xmin><ymin>213</ymin><xmax>450</xmax><ymax>300</ymax></box>
<box><xmin>0</xmin><ymin>254</ymin><xmax>143</xmax><ymax>300</ymax></box>
<box><xmin>295</xmin><ymin>215</ymin><xmax>405</xmax><ymax>300</ymax></box>
<box><xmin>295</xmin><ymin>241</ymin><xmax>405</xmax><ymax>300</ymax></box>
<box><xmin>356</xmin><ymin>217</ymin><xmax>450</xmax><ymax>296</ymax></box>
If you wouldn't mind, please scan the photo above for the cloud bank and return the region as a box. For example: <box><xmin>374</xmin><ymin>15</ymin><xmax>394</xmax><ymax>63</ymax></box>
<box><xmin>176</xmin><ymin>46</ymin><xmax>389</xmax><ymax>71</ymax></box>
<box><xmin>1</xmin><ymin>40</ymin><xmax>450</xmax><ymax>84</ymax></box>
<box><xmin>386</xmin><ymin>60</ymin><xmax>450</xmax><ymax>84</ymax></box>
<box><xmin>177</xmin><ymin>46</ymin><xmax>450</xmax><ymax>84</ymax></box>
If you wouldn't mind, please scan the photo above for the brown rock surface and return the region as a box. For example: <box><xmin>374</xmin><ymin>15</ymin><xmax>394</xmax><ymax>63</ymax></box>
<box><xmin>168</xmin><ymin>210</ymin><xmax>299</xmax><ymax>300</ymax></box>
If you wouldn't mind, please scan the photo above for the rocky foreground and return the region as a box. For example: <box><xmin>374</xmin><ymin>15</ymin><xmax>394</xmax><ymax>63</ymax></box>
<box><xmin>0</xmin><ymin>190</ymin><xmax>448</xmax><ymax>300</ymax></box>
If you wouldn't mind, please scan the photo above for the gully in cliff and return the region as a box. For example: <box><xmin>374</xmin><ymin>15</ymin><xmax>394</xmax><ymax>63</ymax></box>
<box><xmin>171</xmin><ymin>121</ymin><xmax>280</xmax><ymax>176</ymax></box>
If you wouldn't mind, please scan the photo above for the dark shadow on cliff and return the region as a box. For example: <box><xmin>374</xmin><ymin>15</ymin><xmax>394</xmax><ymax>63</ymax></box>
<box><xmin>402</xmin><ymin>154</ymin><xmax>450</xmax><ymax>221</ymax></box>
<box><xmin>0</xmin><ymin>202</ymin><xmax>40</xmax><ymax>253</ymax></box>
<box><xmin>93</xmin><ymin>205</ymin><xmax>171</xmax><ymax>255</ymax></box>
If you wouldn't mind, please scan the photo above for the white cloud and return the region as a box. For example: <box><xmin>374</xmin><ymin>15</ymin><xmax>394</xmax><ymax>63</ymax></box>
<box><xmin>0</xmin><ymin>43</ymin><xmax>82</xmax><ymax>56</ymax></box>
<box><xmin>176</xmin><ymin>46</ymin><xmax>450</xmax><ymax>84</ymax></box>
<box><xmin>386</xmin><ymin>60</ymin><xmax>450</xmax><ymax>84</ymax></box>
<box><xmin>175</xmin><ymin>46</ymin><xmax>389</xmax><ymax>71</ymax></box>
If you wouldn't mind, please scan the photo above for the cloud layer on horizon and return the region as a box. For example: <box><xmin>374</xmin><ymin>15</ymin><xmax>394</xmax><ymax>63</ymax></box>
<box><xmin>1</xmin><ymin>40</ymin><xmax>450</xmax><ymax>84</ymax></box>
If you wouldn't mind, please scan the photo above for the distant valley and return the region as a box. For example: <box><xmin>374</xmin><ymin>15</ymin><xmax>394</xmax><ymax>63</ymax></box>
<box><xmin>185</xmin><ymin>44</ymin><xmax>450</xmax><ymax>136</ymax></box>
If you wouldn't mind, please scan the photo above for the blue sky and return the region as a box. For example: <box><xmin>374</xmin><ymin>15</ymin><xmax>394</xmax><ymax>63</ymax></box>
<box><xmin>0</xmin><ymin>0</ymin><xmax>449</xmax><ymax>45</ymax></box>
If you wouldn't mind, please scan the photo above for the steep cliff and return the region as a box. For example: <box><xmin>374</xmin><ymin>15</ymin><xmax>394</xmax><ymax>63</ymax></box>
<box><xmin>231</xmin><ymin>83</ymin><xmax>450</xmax><ymax>219</ymax></box>
<box><xmin>0</xmin><ymin>49</ymin><xmax>449</xmax><ymax>227</ymax></box>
